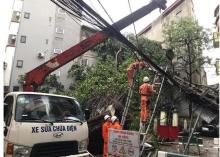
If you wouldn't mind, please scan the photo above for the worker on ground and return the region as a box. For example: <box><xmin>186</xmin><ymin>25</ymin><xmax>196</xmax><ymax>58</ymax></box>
<box><xmin>102</xmin><ymin>115</ymin><xmax>111</xmax><ymax>157</ymax></box>
<box><xmin>111</xmin><ymin>116</ymin><xmax>122</xmax><ymax>129</ymax></box>
<box><xmin>139</xmin><ymin>76</ymin><xmax>156</xmax><ymax>124</ymax></box>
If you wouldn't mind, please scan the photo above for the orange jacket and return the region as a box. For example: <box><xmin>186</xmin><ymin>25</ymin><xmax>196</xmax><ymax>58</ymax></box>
<box><xmin>127</xmin><ymin>61</ymin><xmax>146</xmax><ymax>87</ymax></box>
<box><xmin>139</xmin><ymin>83</ymin><xmax>155</xmax><ymax>101</ymax></box>
<box><xmin>102</xmin><ymin>121</ymin><xmax>111</xmax><ymax>142</ymax></box>
<box><xmin>111</xmin><ymin>121</ymin><xmax>122</xmax><ymax>130</ymax></box>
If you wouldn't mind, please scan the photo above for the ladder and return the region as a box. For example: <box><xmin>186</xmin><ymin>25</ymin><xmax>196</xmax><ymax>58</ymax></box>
<box><xmin>139</xmin><ymin>68</ymin><xmax>162</xmax><ymax>133</ymax></box>
<box><xmin>120</xmin><ymin>76</ymin><xmax>135</xmax><ymax>128</ymax></box>
<box><xmin>140</xmin><ymin>67</ymin><xmax>167</xmax><ymax>156</ymax></box>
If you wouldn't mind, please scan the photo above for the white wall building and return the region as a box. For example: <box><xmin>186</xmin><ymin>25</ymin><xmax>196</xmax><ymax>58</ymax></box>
<box><xmin>4</xmin><ymin>0</ymin><xmax>81</xmax><ymax>92</ymax></box>
<box><xmin>138</xmin><ymin>0</ymin><xmax>195</xmax><ymax>41</ymax></box>
<box><xmin>138</xmin><ymin>0</ymin><xmax>208</xmax><ymax>85</ymax></box>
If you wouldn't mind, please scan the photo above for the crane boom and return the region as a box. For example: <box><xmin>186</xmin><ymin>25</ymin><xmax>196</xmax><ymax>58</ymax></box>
<box><xmin>23</xmin><ymin>0</ymin><xmax>167</xmax><ymax>91</ymax></box>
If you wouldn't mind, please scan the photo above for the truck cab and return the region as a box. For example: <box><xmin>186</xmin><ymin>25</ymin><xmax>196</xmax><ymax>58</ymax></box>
<box><xmin>4</xmin><ymin>92</ymin><xmax>90</xmax><ymax>157</ymax></box>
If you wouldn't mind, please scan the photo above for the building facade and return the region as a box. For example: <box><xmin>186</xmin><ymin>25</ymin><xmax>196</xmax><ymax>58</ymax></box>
<box><xmin>139</xmin><ymin>0</ymin><xmax>207</xmax><ymax>85</ymax></box>
<box><xmin>5</xmin><ymin>0</ymin><xmax>81</xmax><ymax>92</ymax></box>
<box><xmin>213</xmin><ymin>5</ymin><xmax>219</xmax><ymax>48</ymax></box>
<box><xmin>139</xmin><ymin>0</ymin><xmax>195</xmax><ymax>41</ymax></box>
<box><xmin>77</xmin><ymin>25</ymin><xmax>97</xmax><ymax>67</ymax></box>
<box><xmin>214</xmin><ymin>5</ymin><xmax>219</xmax><ymax>75</ymax></box>
<box><xmin>214</xmin><ymin>5</ymin><xmax>219</xmax><ymax>33</ymax></box>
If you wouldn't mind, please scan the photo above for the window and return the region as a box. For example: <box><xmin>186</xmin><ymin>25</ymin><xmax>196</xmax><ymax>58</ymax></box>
<box><xmin>16</xmin><ymin>60</ymin><xmax>23</xmax><ymax>68</ymax></box>
<box><xmin>55</xmin><ymin>37</ymin><xmax>63</xmax><ymax>41</ymax></box>
<box><xmin>24</xmin><ymin>12</ymin><xmax>30</xmax><ymax>19</ymax></box>
<box><xmin>15</xmin><ymin>94</ymin><xmax>85</xmax><ymax>122</ymax></box>
<box><xmin>57</xmin><ymin>71</ymin><xmax>61</xmax><ymax>77</ymax></box>
<box><xmin>20</xmin><ymin>36</ymin><xmax>26</xmax><ymax>43</ymax></box>
<box><xmin>81</xmin><ymin>59</ymin><xmax>88</xmax><ymax>66</ymax></box>
<box><xmin>56</xmin><ymin>27</ymin><xmax>64</xmax><ymax>34</ymax></box>
<box><xmin>4</xmin><ymin>96</ymin><xmax>14</xmax><ymax>126</ymax></box>
<box><xmin>13</xmin><ymin>86</ymin><xmax>19</xmax><ymax>91</ymax></box>
<box><xmin>58</xmin><ymin>8</ymin><xmax>66</xmax><ymax>14</ymax></box>
<box><xmin>53</xmin><ymin>48</ymin><xmax>62</xmax><ymax>54</ymax></box>
<box><xmin>49</xmin><ymin>17</ymin><xmax>52</xmax><ymax>22</ymax></box>
<box><xmin>176</xmin><ymin>10</ymin><xmax>182</xmax><ymax>19</ymax></box>
<box><xmin>4</xmin><ymin>62</ymin><xmax>7</xmax><ymax>70</ymax></box>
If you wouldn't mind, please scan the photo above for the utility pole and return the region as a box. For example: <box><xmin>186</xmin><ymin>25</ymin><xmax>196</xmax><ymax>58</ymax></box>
<box><xmin>186</xmin><ymin>39</ymin><xmax>193</xmax><ymax>121</ymax></box>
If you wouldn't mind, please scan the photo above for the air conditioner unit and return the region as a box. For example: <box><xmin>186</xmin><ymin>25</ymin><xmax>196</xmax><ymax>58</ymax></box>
<box><xmin>53</xmin><ymin>48</ymin><xmax>62</xmax><ymax>54</ymax></box>
<box><xmin>38</xmin><ymin>52</ymin><xmax>45</xmax><ymax>58</ymax></box>
<box><xmin>16</xmin><ymin>12</ymin><xmax>20</xmax><ymax>18</ymax></box>
<box><xmin>11</xmin><ymin>35</ymin><xmax>16</xmax><ymax>40</ymax></box>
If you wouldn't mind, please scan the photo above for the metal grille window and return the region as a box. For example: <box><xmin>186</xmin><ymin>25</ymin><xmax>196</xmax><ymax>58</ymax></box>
<box><xmin>20</xmin><ymin>36</ymin><xmax>26</xmax><ymax>43</ymax></box>
<box><xmin>81</xmin><ymin>59</ymin><xmax>88</xmax><ymax>66</ymax></box>
<box><xmin>16</xmin><ymin>60</ymin><xmax>23</xmax><ymax>68</ymax></box>
<box><xmin>24</xmin><ymin>12</ymin><xmax>30</xmax><ymax>19</ymax></box>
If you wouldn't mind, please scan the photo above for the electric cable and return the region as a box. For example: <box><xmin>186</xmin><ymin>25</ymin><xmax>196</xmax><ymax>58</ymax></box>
<box><xmin>51</xmin><ymin>0</ymin><xmax>106</xmax><ymax>29</ymax></box>
<box><xmin>127</xmin><ymin>0</ymin><xmax>139</xmax><ymax>46</ymax></box>
<box><xmin>75</xmin><ymin>0</ymin><xmax>140</xmax><ymax>60</ymax></box>
<box><xmin>96</xmin><ymin>0</ymin><xmax>114</xmax><ymax>24</ymax></box>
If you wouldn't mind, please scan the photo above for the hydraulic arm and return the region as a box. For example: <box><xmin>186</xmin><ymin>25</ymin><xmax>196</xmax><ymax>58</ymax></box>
<box><xmin>23</xmin><ymin>0</ymin><xmax>167</xmax><ymax>91</ymax></box>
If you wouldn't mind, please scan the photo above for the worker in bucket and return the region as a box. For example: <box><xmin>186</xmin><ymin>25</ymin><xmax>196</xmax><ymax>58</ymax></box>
<box><xmin>139</xmin><ymin>76</ymin><xmax>156</xmax><ymax>125</ymax></box>
<box><xmin>111</xmin><ymin>116</ymin><xmax>122</xmax><ymax>129</ymax></box>
<box><xmin>102</xmin><ymin>115</ymin><xmax>111</xmax><ymax>157</ymax></box>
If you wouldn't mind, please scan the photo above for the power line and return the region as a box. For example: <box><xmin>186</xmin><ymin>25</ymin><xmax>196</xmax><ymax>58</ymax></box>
<box><xmin>96</xmin><ymin>0</ymin><xmax>114</xmax><ymax>24</ymax></box>
<box><xmin>51</xmin><ymin>0</ymin><xmax>106</xmax><ymax>29</ymax></box>
<box><xmin>127</xmin><ymin>0</ymin><xmax>139</xmax><ymax>46</ymax></box>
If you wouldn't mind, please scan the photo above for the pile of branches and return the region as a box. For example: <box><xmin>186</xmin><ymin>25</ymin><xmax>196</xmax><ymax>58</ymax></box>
<box><xmin>87</xmin><ymin>93</ymin><xmax>127</xmax><ymax>119</ymax></box>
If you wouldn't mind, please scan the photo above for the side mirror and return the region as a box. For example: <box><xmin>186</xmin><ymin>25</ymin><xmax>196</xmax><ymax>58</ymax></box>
<box><xmin>84</xmin><ymin>109</ymin><xmax>90</xmax><ymax>120</ymax></box>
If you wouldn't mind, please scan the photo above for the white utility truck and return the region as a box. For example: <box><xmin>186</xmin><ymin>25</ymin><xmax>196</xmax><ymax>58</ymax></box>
<box><xmin>4</xmin><ymin>92</ymin><xmax>90</xmax><ymax>157</ymax></box>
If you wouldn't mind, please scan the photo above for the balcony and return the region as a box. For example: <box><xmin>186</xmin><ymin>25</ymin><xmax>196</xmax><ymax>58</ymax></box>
<box><xmin>11</xmin><ymin>11</ymin><xmax>21</xmax><ymax>23</ymax></box>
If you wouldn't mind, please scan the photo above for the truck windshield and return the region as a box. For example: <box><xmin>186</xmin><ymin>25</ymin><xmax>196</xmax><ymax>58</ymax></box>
<box><xmin>15</xmin><ymin>94</ymin><xmax>85</xmax><ymax>122</ymax></box>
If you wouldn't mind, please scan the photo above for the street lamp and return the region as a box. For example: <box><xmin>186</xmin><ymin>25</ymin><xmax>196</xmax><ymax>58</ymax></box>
<box><xmin>115</xmin><ymin>48</ymin><xmax>122</xmax><ymax>72</ymax></box>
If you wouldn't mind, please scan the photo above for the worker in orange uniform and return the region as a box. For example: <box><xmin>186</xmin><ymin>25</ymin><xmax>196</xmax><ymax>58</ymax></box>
<box><xmin>127</xmin><ymin>61</ymin><xmax>146</xmax><ymax>87</ymax></box>
<box><xmin>111</xmin><ymin>116</ymin><xmax>122</xmax><ymax>129</ymax></box>
<box><xmin>102</xmin><ymin>115</ymin><xmax>111</xmax><ymax>157</ymax></box>
<box><xmin>139</xmin><ymin>76</ymin><xmax>156</xmax><ymax>124</ymax></box>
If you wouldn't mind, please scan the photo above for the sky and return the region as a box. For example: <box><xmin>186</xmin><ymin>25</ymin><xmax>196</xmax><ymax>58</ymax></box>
<box><xmin>1</xmin><ymin>0</ymin><xmax>219</xmax><ymax>86</ymax></box>
<box><xmin>1</xmin><ymin>0</ymin><xmax>220</xmax><ymax>83</ymax></box>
